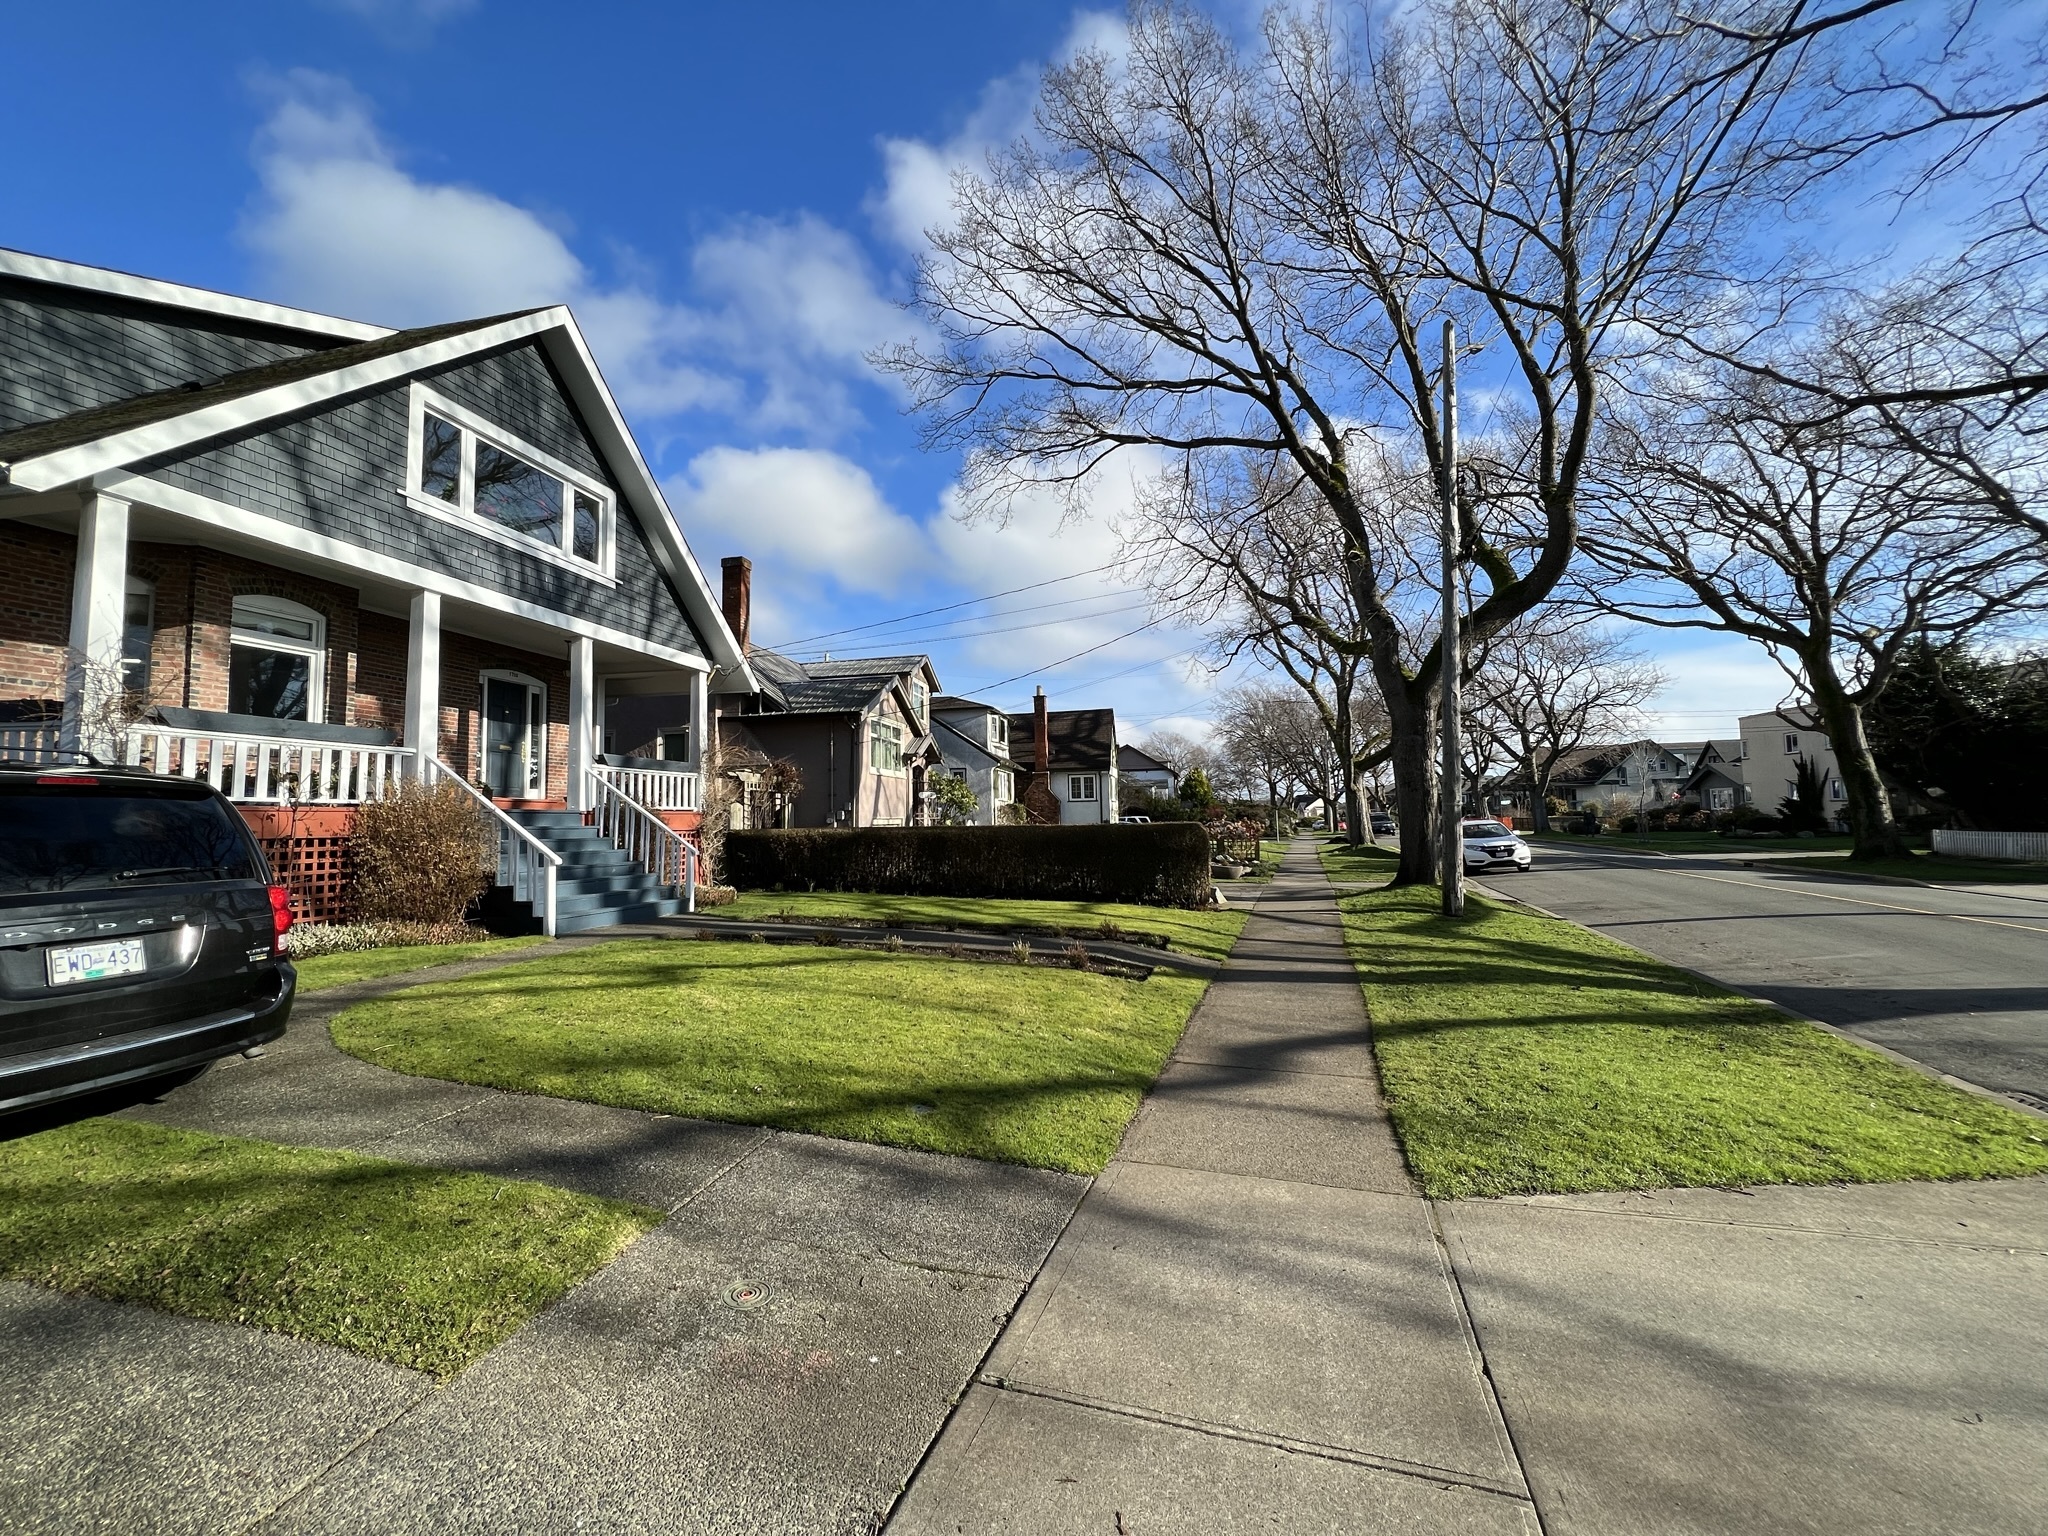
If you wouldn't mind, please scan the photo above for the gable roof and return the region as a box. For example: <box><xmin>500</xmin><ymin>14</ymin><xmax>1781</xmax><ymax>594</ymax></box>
<box><xmin>742</xmin><ymin>649</ymin><xmax>937</xmax><ymax>716</ymax></box>
<box><xmin>0</xmin><ymin>246</ymin><xmax>387</xmax><ymax>343</ymax></box>
<box><xmin>1117</xmin><ymin>742</ymin><xmax>1176</xmax><ymax>775</ymax></box>
<box><xmin>0</xmin><ymin>255</ymin><xmax>754</xmax><ymax>688</ymax></box>
<box><xmin>1007</xmin><ymin>707</ymin><xmax>1118</xmax><ymax>772</ymax></box>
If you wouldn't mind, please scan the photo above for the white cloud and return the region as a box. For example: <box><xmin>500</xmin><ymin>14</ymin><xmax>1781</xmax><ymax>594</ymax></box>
<box><xmin>238</xmin><ymin>71</ymin><xmax>904</xmax><ymax>431</ymax></box>
<box><xmin>870</xmin><ymin>11</ymin><xmax>1127</xmax><ymax>250</ymax></box>
<box><xmin>665</xmin><ymin>446</ymin><xmax>930</xmax><ymax>603</ymax></box>
<box><xmin>318</xmin><ymin>0</ymin><xmax>476</xmax><ymax>43</ymax></box>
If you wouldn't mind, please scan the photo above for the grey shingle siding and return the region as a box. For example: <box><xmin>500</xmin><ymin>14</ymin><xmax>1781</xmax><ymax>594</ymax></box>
<box><xmin>137</xmin><ymin>341</ymin><xmax>704</xmax><ymax>657</ymax></box>
<box><xmin>0</xmin><ymin>277</ymin><xmax>324</xmax><ymax>436</ymax></box>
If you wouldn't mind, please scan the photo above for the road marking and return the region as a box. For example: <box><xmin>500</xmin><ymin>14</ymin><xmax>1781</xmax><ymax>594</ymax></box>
<box><xmin>1558</xmin><ymin>851</ymin><xmax>2048</xmax><ymax>937</ymax></box>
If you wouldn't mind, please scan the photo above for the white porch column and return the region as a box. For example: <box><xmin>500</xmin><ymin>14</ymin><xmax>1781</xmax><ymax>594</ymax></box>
<box><xmin>62</xmin><ymin>492</ymin><xmax>131</xmax><ymax>757</ymax></box>
<box><xmin>403</xmin><ymin>591</ymin><xmax>441</xmax><ymax>780</ymax></box>
<box><xmin>567</xmin><ymin>636</ymin><xmax>595</xmax><ymax>812</ymax></box>
<box><xmin>691</xmin><ymin>667</ymin><xmax>710</xmax><ymax>771</ymax></box>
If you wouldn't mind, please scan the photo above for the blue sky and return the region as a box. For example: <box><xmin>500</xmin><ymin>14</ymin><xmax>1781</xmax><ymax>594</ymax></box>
<box><xmin>7</xmin><ymin>0</ymin><xmax>1813</xmax><ymax>744</ymax></box>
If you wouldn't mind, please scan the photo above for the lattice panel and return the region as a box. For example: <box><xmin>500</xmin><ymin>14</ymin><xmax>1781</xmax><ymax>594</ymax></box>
<box><xmin>260</xmin><ymin>834</ymin><xmax>355</xmax><ymax>924</ymax></box>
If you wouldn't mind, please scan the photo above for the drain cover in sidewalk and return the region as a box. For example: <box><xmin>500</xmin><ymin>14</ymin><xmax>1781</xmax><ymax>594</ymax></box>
<box><xmin>724</xmin><ymin>1281</ymin><xmax>771</xmax><ymax>1310</ymax></box>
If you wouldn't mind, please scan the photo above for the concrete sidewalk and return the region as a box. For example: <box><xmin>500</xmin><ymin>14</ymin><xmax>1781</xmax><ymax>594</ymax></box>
<box><xmin>5</xmin><ymin>943</ymin><xmax>1087</xmax><ymax>1536</ymax></box>
<box><xmin>890</xmin><ymin>840</ymin><xmax>2048</xmax><ymax>1535</ymax></box>
<box><xmin>889</xmin><ymin>840</ymin><xmax>1540</xmax><ymax>1534</ymax></box>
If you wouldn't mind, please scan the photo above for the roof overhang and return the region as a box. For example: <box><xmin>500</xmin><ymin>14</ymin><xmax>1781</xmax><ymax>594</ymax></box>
<box><xmin>0</xmin><ymin>246</ymin><xmax>389</xmax><ymax>343</ymax></box>
<box><xmin>0</xmin><ymin>297</ymin><xmax>756</xmax><ymax>691</ymax></box>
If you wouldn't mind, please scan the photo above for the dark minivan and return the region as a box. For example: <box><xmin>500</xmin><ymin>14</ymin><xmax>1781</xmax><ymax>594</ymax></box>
<box><xmin>0</xmin><ymin>764</ymin><xmax>295</xmax><ymax>1117</ymax></box>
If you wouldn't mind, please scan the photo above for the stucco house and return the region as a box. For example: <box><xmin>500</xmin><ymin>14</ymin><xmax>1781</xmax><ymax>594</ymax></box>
<box><xmin>1007</xmin><ymin>699</ymin><xmax>1120</xmax><ymax>824</ymax></box>
<box><xmin>1735</xmin><ymin>707</ymin><xmax>1849</xmax><ymax>821</ymax></box>
<box><xmin>0</xmin><ymin>248</ymin><xmax>752</xmax><ymax>933</ymax></box>
<box><xmin>930</xmin><ymin>694</ymin><xmax>1019</xmax><ymax>825</ymax></box>
<box><xmin>1116</xmin><ymin>742</ymin><xmax>1179</xmax><ymax>800</ymax></box>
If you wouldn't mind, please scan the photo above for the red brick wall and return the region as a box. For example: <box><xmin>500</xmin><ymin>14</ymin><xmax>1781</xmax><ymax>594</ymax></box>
<box><xmin>437</xmin><ymin>631</ymin><xmax>571</xmax><ymax>802</ymax></box>
<box><xmin>0</xmin><ymin>523</ymin><xmax>75</xmax><ymax>700</ymax></box>
<box><xmin>353</xmin><ymin>610</ymin><xmax>410</xmax><ymax>732</ymax></box>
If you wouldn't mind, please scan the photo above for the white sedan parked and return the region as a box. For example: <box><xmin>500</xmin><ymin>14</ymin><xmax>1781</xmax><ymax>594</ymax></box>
<box><xmin>1462</xmin><ymin>819</ymin><xmax>1533</xmax><ymax>873</ymax></box>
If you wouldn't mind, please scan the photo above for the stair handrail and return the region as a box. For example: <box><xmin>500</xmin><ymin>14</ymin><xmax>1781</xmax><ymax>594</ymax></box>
<box><xmin>424</xmin><ymin>759</ymin><xmax>562</xmax><ymax>936</ymax></box>
<box><xmin>585</xmin><ymin>768</ymin><xmax>698</xmax><ymax>914</ymax></box>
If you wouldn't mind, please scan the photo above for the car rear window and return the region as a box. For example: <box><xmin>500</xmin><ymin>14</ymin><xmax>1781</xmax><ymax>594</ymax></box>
<box><xmin>0</xmin><ymin>782</ymin><xmax>262</xmax><ymax>895</ymax></box>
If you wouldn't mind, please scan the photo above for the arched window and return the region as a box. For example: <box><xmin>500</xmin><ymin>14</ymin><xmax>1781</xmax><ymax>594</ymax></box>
<box><xmin>229</xmin><ymin>596</ymin><xmax>325</xmax><ymax>722</ymax></box>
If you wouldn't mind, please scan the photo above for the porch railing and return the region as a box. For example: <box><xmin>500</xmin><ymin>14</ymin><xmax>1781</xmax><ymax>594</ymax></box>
<box><xmin>124</xmin><ymin>726</ymin><xmax>413</xmax><ymax>804</ymax></box>
<box><xmin>0</xmin><ymin>723</ymin><xmax>64</xmax><ymax>761</ymax></box>
<box><xmin>592</xmin><ymin>763</ymin><xmax>701</xmax><ymax>812</ymax></box>
<box><xmin>587</xmin><ymin>769</ymin><xmax>697</xmax><ymax>913</ymax></box>
<box><xmin>425</xmin><ymin>758</ymin><xmax>562</xmax><ymax>936</ymax></box>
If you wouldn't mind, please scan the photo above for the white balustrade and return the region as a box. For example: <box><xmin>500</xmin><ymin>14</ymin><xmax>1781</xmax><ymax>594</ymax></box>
<box><xmin>592</xmin><ymin>763</ymin><xmax>701</xmax><ymax>812</ymax></box>
<box><xmin>425</xmin><ymin>758</ymin><xmax>562</xmax><ymax>936</ymax></box>
<box><xmin>124</xmin><ymin>726</ymin><xmax>412</xmax><ymax>805</ymax></box>
<box><xmin>587</xmin><ymin>769</ymin><xmax>697</xmax><ymax>912</ymax></box>
<box><xmin>0</xmin><ymin>723</ymin><xmax>64</xmax><ymax>761</ymax></box>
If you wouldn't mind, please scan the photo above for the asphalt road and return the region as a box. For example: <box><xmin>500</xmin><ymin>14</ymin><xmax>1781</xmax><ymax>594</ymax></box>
<box><xmin>1486</xmin><ymin>844</ymin><xmax>2048</xmax><ymax>1109</ymax></box>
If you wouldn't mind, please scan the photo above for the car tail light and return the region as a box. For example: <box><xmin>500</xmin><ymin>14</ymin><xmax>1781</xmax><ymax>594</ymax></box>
<box><xmin>267</xmin><ymin>885</ymin><xmax>295</xmax><ymax>954</ymax></box>
<box><xmin>36</xmin><ymin>774</ymin><xmax>98</xmax><ymax>785</ymax></box>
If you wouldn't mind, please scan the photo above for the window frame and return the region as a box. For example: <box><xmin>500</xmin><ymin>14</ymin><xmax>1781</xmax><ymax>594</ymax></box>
<box><xmin>1783</xmin><ymin>733</ymin><xmax>1801</xmax><ymax>754</ymax></box>
<box><xmin>1069</xmin><ymin>774</ymin><xmax>1098</xmax><ymax>802</ymax></box>
<box><xmin>869</xmin><ymin>718</ymin><xmax>905</xmax><ymax>774</ymax></box>
<box><xmin>121</xmin><ymin>576</ymin><xmax>155</xmax><ymax>696</ymax></box>
<box><xmin>404</xmin><ymin>384</ymin><xmax>618</xmax><ymax>582</ymax></box>
<box><xmin>229</xmin><ymin>594</ymin><xmax>326</xmax><ymax>724</ymax></box>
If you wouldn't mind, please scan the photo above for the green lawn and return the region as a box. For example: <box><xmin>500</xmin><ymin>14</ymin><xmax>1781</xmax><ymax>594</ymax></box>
<box><xmin>293</xmin><ymin>937</ymin><xmax>549</xmax><ymax>993</ymax></box>
<box><xmin>1319</xmin><ymin>839</ymin><xmax>1401</xmax><ymax>883</ymax></box>
<box><xmin>0</xmin><ymin>1119</ymin><xmax>656</xmax><ymax>1378</ymax></box>
<box><xmin>1339</xmin><ymin>885</ymin><xmax>2048</xmax><ymax>1199</ymax></box>
<box><xmin>332</xmin><ymin>940</ymin><xmax>1209</xmax><ymax>1174</ymax></box>
<box><xmin>1771</xmin><ymin>852</ymin><xmax>2048</xmax><ymax>885</ymax></box>
<box><xmin>718</xmin><ymin>891</ymin><xmax>1245</xmax><ymax>961</ymax></box>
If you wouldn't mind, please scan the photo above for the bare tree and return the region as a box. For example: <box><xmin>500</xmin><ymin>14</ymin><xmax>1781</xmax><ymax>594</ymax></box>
<box><xmin>1464</xmin><ymin>618</ymin><xmax>1668</xmax><ymax>832</ymax></box>
<box><xmin>885</xmin><ymin>0</ymin><xmax>1878</xmax><ymax>884</ymax></box>
<box><xmin>1582</xmin><ymin>365</ymin><xmax>2048</xmax><ymax>858</ymax></box>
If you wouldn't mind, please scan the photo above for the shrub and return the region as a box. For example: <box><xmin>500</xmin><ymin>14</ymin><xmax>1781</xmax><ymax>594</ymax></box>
<box><xmin>285</xmin><ymin>921</ymin><xmax>492</xmax><ymax>958</ymax></box>
<box><xmin>348</xmin><ymin>780</ymin><xmax>498</xmax><ymax>926</ymax></box>
<box><xmin>725</xmin><ymin>822</ymin><xmax>1214</xmax><ymax>908</ymax></box>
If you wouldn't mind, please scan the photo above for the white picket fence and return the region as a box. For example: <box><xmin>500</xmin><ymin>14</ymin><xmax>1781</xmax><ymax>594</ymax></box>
<box><xmin>1931</xmin><ymin>828</ymin><xmax>2048</xmax><ymax>863</ymax></box>
<box><xmin>123</xmin><ymin>725</ymin><xmax>413</xmax><ymax>804</ymax></box>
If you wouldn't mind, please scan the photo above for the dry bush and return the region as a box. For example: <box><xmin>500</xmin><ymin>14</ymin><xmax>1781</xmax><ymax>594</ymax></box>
<box><xmin>349</xmin><ymin>779</ymin><xmax>498</xmax><ymax>926</ymax></box>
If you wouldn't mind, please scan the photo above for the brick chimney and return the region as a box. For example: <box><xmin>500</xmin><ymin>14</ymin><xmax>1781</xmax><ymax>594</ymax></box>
<box><xmin>1023</xmin><ymin>685</ymin><xmax>1061</xmax><ymax>825</ymax></box>
<box><xmin>720</xmin><ymin>556</ymin><xmax>751</xmax><ymax>653</ymax></box>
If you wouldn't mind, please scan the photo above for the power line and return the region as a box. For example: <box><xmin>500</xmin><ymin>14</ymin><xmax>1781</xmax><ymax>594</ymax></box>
<box><xmin>760</xmin><ymin>563</ymin><xmax>1120</xmax><ymax>650</ymax></box>
<box><xmin>782</xmin><ymin>597</ymin><xmax>1155</xmax><ymax>657</ymax></box>
<box><xmin>955</xmin><ymin>618</ymin><xmax>1168</xmax><ymax>694</ymax></box>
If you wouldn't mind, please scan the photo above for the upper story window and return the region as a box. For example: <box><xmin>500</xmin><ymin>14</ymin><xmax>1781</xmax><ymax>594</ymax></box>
<box><xmin>869</xmin><ymin>719</ymin><xmax>904</xmax><ymax>772</ymax></box>
<box><xmin>910</xmin><ymin>677</ymin><xmax>929</xmax><ymax>727</ymax></box>
<box><xmin>992</xmin><ymin>714</ymin><xmax>1008</xmax><ymax>750</ymax></box>
<box><xmin>229</xmin><ymin>596</ymin><xmax>324</xmax><ymax>722</ymax></box>
<box><xmin>408</xmin><ymin>387</ymin><xmax>614</xmax><ymax>577</ymax></box>
<box><xmin>1069</xmin><ymin>774</ymin><xmax>1098</xmax><ymax>802</ymax></box>
<box><xmin>1783</xmin><ymin>733</ymin><xmax>1800</xmax><ymax>754</ymax></box>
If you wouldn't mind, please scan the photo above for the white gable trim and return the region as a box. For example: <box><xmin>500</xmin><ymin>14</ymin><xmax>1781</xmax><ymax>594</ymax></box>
<box><xmin>106</xmin><ymin>474</ymin><xmax>711</xmax><ymax>672</ymax></box>
<box><xmin>2</xmin><ymin>294</ymin><xmax>756</xmax><ymax>690</ymax></box>
<box><xmin>0</xmin><ymin>247</ymin><xmax>388</xmax><ymax>343</ymax></box>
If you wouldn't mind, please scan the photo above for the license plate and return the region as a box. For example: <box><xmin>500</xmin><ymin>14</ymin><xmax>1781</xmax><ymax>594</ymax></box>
<box><xmin>46</xmin><ymin>938</ymin><xmax>149</xmax><ymax>987</ymax></box>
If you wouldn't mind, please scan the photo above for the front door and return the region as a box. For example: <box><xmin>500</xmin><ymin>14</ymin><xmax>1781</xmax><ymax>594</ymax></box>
<box><xmin>482</xmin><ymin>676</ymin><xmax>544</xmax><ymax>798</ymax></box>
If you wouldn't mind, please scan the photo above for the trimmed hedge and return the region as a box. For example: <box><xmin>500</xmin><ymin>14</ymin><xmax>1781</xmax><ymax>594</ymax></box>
<box><xmin>726</xmin><ymin>823</ymin><xmax>1213</xmax><ymax>908</ymax></box>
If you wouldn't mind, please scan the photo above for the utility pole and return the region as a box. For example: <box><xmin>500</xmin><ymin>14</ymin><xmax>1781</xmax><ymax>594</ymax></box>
<box><xmin>1438</xmin><ymin>318</ymin><xmax>1465</xmax><ymax>918</ymax></box>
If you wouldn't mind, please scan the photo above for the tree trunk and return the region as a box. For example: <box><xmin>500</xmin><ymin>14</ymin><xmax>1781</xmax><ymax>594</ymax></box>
<box><xmin>1528</xmin><ymin>759</ymin><xmax>1553</xmax><ymax>833</ymax></box>
<box><xmin>1808</xmin><ymin>681</ymin><xmax>1906</xmax><ymax>860</ymax></box>
<box><xmin>1385</xmin><ymin>690</ymin><xmax>1439</xmax><ymax>886</ymax></box>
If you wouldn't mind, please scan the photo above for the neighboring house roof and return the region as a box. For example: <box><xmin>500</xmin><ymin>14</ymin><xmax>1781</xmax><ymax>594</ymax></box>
<box><xmin>740</xmin><ymin>648</ymin><xmax>936</xmax><ymax>718</ymax></box>
<box><xmin>932</xmin><ymin>694</ymin><xmax>1000</xmax><ymax>713</ymax></box>
<box><xmin>0</xmin><ymin>251</ymin><xmax>756</xmax><ymax>690</ymax></box>
<box><xmin>932</xmin><ymin>715</ymin><xmax>1017</xmax><ymax>769</ymax></box>
<box><xmin>1008</xmin><ymin>707</ymin><xmax>1118</xmax><ymax>773</ymax></box>
<box><xmin>1117</xmin><ymin>743</ymin><xmax>1177</xmax><ymax>777</ymax></box>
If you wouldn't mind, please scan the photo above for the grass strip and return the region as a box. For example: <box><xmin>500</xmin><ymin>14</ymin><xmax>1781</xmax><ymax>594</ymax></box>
<box><xmin>293</xmin><ymin>937</ymin><xmax>549</xmax><ymax>994</ymax></box>
<box><xmin>719</xmin><ymin>891</ymin><xmax>1244</xmax><ymax>961</ymax></box>
<box><xmin>1339</xmin><ymin>885</ymin><xmax>2048</xmax><ymax>1199</ymax></box>
<box><xmin>0</xmin><ymin>1119</ymin><xmax>656</xmax><ymax>1378</ymax></box>
<box><xmin>1318</xmin><ymin>839</ymin><xmax>1401</xmax><ymax>883</ymax></box>
<box><xmin>333</xmin><ymin>940</ymin><xmax>1209</xmax><ymax>1174</ymax></box>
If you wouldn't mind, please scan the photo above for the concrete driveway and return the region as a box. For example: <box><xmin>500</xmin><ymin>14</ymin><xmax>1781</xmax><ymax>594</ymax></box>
<box><xmin>1503</xmin><ymin>843</ymin><xmax>2048</xmax><ymax>1108</ymax></box>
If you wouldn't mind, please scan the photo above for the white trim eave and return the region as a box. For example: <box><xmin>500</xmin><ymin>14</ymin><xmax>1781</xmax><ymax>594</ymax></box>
<box><xmin>4</xmin><ymin>310</ymin><xmax>565</xmax><ymax>492</ymax></box>
<box><xmin>528</xmin><ymin>322</ymin><xmax>758</xmax><ymax>692</ymax></box>
<box><xmin>0</xmin><ymin>247</ymin><xmax>389</xmax><ymax>343</ymax></box>
<box><xmin>105</xmin><ymin>474</ymin><xmax>714</xmax><ymax>673</ymax></box>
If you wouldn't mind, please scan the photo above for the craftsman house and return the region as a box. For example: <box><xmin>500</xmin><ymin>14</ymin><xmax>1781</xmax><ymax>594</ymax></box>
<box><xmin>1006</xmin><ymin>699</ymin><xmax>1121</xmax><ymax>823</ymax></box>
<box><xmin>0</xmin><ymin>248</ymin><xmax>753</xmax><ymax>933</ymax></box>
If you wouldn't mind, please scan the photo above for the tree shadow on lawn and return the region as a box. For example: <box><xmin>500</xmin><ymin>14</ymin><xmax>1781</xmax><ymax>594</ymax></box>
<box><xmin>0</xmin><ymin>1121</ymin><xmax>653</xmax><ymax>1377</ymax></box>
